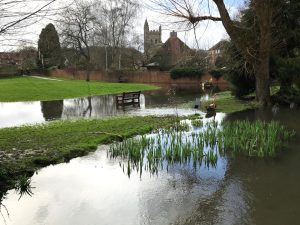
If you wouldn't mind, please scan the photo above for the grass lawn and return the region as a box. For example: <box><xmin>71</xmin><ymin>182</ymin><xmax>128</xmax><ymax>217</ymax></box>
<box><xmin>0</xmin><ymin>116</ymin><xmax>178</xmax><ymax>189</ymax></box>
<box><xmin>0</xmin><ymin>76</ymin><xmax>158</xmax><ymax>102</ymax></box>
<box><xmin>213</xmin><ymin>91</ymin><xmax>258</xmax><ymax>113</ymax></box>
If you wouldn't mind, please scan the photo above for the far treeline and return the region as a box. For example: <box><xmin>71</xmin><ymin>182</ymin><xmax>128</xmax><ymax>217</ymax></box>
<box><xmin>11</xmin><ymin>0</ymin><xmax>300</xmax><ymax>106</ymax></box>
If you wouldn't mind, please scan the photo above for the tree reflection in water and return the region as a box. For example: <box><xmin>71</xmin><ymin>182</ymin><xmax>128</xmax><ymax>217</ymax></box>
<box><xmin>41</xmin><ymin>100</ymin><xmax>64</xmax><ymax>121</ymax></box>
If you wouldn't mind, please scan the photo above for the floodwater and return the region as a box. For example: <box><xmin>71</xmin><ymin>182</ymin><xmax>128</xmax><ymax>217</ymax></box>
<box><xmin>0</xmin><ymin>84</ymin><xmax>211</xmax><ymax>128</ymax></box>
<box><xmin>0</xmin><ymin>106</ymin><xmax>299</xmax><ymax>225</ymax></box>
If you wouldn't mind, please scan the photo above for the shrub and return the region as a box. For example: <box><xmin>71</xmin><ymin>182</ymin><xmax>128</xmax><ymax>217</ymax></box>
<box><xmin>209</xmin><ymin>69</ymin><xmax>223</xmax><ymax>80</ymax></box>
<box><xmin>225</xmin><ymin>70</ymin><xmax>255</xmax><ymax>98</ymax></box>
<box><xmin>170</xmin><ymin>67</ymin><xmax>204</xmax><ymax>79</ymax></box>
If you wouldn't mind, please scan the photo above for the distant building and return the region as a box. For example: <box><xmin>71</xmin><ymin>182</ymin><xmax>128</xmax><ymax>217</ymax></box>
<box><xmin>0</xmin><ymin>52</ymin><xmax>23</xmax><ymax>65</ymax></box>
<box><xmin>144</xmin><ymin>19</ymin><xmax>163</xmax><ymax>60</ymax></box>
<box><xmin>207</xmin><ymin>40</ymin><xmax>226</xmax><ymax>67</ymax></box>
<box><xmin>150</xmin><ymin>31</ymin><xmax>193</xmax><ymax>69</ymax></box>
<box><xmin>144</xmin><ymin>20</ymin><xmax>193</xmax><ymax>69</ymax></box>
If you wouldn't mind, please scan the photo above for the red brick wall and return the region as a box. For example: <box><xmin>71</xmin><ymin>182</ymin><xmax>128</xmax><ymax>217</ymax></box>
<box><xmin>48</xmin><ymin>69</ymin><xmax>229</xmax><ymax>87</ymax></box>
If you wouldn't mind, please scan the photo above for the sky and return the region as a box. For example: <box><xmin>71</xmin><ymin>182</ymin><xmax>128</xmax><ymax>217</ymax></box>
<box><xmin>0</xmin><ymin>0</ymin><xmax>245</xmax><ymax>51</ymax></box>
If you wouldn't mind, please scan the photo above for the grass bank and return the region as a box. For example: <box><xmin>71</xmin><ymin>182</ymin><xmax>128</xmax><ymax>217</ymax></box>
<box><xmin>213</xmin><ymin>91</ymin><xmax>257</xmax><ymax>113</ymax></box>
<box><xmin>0</xmin><ymin>116</ymin><xmax>177</xmax><ymax>189</ymax></box>
<box><xmin>0</xmin><ymin>76</ymin><xmax>158</xmax><ymax>102</ymax></box>
<box><xmin>200</xmin><ymin>86</ymin><xmax>281</xmax><ymax>113</ymax></box>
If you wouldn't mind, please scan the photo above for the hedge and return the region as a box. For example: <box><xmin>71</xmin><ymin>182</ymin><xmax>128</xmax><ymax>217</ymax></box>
<box><xmin>170</xmin><ymin>67</ymin><xmax>204</xmax><ymax>79</ymax></box>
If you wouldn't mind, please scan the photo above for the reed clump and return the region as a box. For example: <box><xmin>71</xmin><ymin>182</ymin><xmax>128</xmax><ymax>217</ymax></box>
<box><xmin>108</xmin><ymin>120</ymin><xmax>295</xmax><ymax>176</ymax></box>
<box><xmin>221</xmin><ymin>120</ymin><xmax>295</xmax><ymax>157</ymax></box>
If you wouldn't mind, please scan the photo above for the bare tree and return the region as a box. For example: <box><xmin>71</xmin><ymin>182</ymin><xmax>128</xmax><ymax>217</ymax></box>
<box><xmin>93</xmin><ymin>0</ymin><xmax>140</xmax><ymax>69</ymax></box>
<box><xmin>0</xmin><ymin>0</ymin><xmax>60</xmax><ymax>47</ymax></box>
<box><xmin>152</xmin><ymin>0</ymin><xmax>273</xmax><ymax>105</ymax></box>
<box><xmin>59</xmin><ymin>0</ymin><xmax>96</xmax><ymax>81</ymax></box>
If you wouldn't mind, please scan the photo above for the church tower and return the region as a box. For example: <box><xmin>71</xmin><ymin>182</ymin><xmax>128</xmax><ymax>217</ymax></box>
<box><xmin>144</xmin><ymin>19</ymin><xmax>162</xmax><ymax>60</ymax></box>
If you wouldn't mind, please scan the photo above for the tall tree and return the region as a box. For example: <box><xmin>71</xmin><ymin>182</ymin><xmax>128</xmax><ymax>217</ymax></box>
<box><xmin>60</xmin><ymin>1</ymin><xmax>96</xmax><ymax>81</ymax></box>
<box><xmin>38</xmin><ymin>23</ymin><xmax>62</xmax><ymax>68</ymax></box>
<box><xmin>0</xmin><ymin>0</ymin><xmax>59</xmax><ymax>48</ymax></box>
<box><xmin>271</xmin><ymin>0</ymin><xmax>300</xmax><ymax>92</ymax></box>
<box><xmin>93</xmin><ymin>0</ymin><xmax>139</xmax><ymax>69</ymax></box>
<box><xmin>152</xmin><ymin>0</ymin><xmax>274</xmax><ymax>105</ymax></box>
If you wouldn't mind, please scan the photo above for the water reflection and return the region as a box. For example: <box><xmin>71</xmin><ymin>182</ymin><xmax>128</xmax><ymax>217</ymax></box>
<box><xmin>0</xmin><ymin>150</ymin><xmax>229</xmax><ymax>225</ymax></box>
<box><xmin>0</xmin><ymin>85</ymin><xmax>213</xmax><ymax>128</ymax></box>
<box><xmin>41</xmin><ymin>100</ymin><xmax>63</xmax><ymax>121</ymax></box>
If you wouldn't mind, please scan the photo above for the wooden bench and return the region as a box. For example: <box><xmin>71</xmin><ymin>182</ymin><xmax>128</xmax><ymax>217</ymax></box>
<box><xmin>116</xmin><ymin>91</ymin><xmax>141</xmax><ymax>105</ymax></box>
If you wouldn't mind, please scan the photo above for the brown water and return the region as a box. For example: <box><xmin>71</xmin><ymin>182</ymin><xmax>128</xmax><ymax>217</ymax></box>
<box><xmin>0</xmin><ymin>107</ymin><xmax>299</xmax><ymax>225</ymax></box>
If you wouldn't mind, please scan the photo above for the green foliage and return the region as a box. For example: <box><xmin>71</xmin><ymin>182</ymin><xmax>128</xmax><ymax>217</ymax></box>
<box><xmin>0</xmin><ymin>76</ymin><xmax>158</xmax><ymax>102</ymax></box>
<box><xmin>222</xmin><ymin>120</ymin><xmax>295</xmax><ymax>157</ymax></box>
<box><xmin>209</xmin><ymin>69</ymin><xmax>223</xmax><ymax>80</ymax></box>
<box><xmin>170</xmin><ymin>67</ymin><xmax>204</xmax><ymax>79</ymax></box>
<box><xmin>221</xmin><ymin>41</ymin><xmax>256</xmax><ymax>98</ymax></box>
<box><xmin>37</xmin><ymin>23</ymin><xmax>62</xmax><ymax>68</ymax></box>
<box><xmin>275</xmin><ymin>57</ymin><xmax>300</xmax><ymax>89</ymax></box>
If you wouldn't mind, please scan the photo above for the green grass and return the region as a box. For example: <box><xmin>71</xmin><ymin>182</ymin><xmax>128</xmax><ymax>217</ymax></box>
<box><xmin>0</xmin><ymin>76</ymin><xmax>158</xmax><ymax>102</ymax></box>
<box><xmin>0</xmin><ymin>116</ymin><xmax>177</xmax><ymax>189</ymax></box>
<box><xmin>214</xmin><ymin>85</ymin><xmax>281</xmax><ymax>113</ymax></box>
<box><xmin>213</xmin><ymin>91</ymin><xmax>258</xmax><ymax>113</ymax></box>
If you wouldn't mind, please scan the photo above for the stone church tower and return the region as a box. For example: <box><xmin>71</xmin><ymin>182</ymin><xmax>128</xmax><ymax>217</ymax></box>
<box><xmin>144</xmin><ymin>19</ymin><xmax>162</xmax><ymax>60</ymax></box>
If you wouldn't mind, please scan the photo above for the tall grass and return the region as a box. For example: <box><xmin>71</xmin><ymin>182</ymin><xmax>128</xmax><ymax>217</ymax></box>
<box><xmin>108</xmin><ymin>120</ymin><xmax>295</xmax><ymax>176</ymax></box>
<box><xmin>222</xmin><ymin>120</ymin><xmax>295</xmax><ymax>157</ymax></box>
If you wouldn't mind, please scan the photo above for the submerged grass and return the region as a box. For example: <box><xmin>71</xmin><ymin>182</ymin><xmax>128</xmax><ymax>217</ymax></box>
<box><xmin>108</xmin><ymin>120</ymin><xmax>295</xmax><ymax>176</ymax></box>
<box><xmin>0</xmin><ymin>76</ymin><xmax>158</xmax><ymax>102</ymax></box>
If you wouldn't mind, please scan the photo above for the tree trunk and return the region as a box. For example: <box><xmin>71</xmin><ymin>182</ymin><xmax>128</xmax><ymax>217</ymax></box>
<box><xmin>86</xmin><ymin>59</ymin><xmax>91</xmax><ymax>82</ymax></box>
<box><xmin>86</xmin><ymin>69</ymin><xmax>90</xmax><ymax>82</ymax></box>
<box><xmin>253</xmin><ymin>0</ymin><xmax>272</xmax><ymax>105</ymax></box>
<box><xmin>254</xmin><ymin>59</ymin><xmax>270</xmax><ymax>105</ymax></box>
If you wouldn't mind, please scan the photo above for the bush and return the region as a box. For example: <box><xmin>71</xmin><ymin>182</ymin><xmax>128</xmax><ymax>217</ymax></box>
<box><xmin>224</xmin><ymin>70</ymin><xmax>256</xmax><ymax>98</ymax></box>
<box><xmin>209</xmin><ymin>69</ymin><xmax>223</xmax><ymax>80</ymax></box>
<box><xmin>170</xmin><ymin>67</ymin><xmax>204</xmax><ymax>79</ymax></box>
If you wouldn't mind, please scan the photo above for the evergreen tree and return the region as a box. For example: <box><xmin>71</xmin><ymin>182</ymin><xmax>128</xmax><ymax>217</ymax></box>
<box><xmin>37</xmin><ymin>23</ymin><xmax>61</xmax><ymax>68</ymax></box>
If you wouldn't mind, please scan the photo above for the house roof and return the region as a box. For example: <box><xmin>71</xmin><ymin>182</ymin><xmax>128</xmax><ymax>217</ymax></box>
<box><xmin>208</xmin><ymin>40</ymin><xmax>227</xmax><ymax>51</ymax></box>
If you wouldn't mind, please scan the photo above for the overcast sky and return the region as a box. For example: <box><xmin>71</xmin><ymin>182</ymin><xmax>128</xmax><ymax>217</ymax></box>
<box><xmin>0</xmin><ymin>0</ymin><xmax>245</xmax><ymax>51</ymax></box>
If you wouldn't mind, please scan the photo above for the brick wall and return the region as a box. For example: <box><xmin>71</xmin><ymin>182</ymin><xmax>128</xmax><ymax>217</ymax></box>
<box><xmin>48</xmin><ymin>69</ymin><xmax>229</xmax><ymax>87</ymax></box>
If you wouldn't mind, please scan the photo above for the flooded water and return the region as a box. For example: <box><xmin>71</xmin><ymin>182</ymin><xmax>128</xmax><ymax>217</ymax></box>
<box><xmin>0</xmin><ymin>107</ymin><xmax>299</xmax><ymax>225</ymax></box>
<box><xmin>0</xmin><ymin>84</ymin><xmax>211</xmax><ymax>128</ymax></box>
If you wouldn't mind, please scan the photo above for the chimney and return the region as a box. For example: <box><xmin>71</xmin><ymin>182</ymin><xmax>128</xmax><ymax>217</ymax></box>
<box><xmin>170</xmin><ymin>31</ymin><xmax>177</xmax><ymax>38</ymax></box>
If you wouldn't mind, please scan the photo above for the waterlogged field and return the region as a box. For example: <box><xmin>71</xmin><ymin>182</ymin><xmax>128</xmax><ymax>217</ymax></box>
<box><xmin>0</xmin><ymin>109</ymin><xmax>298</xmax><ymax>225</ymax></box>
<box><xmin>108</xmin><ymin>119</ymin><xmax>295</xmax><ymax>177</ymax></box>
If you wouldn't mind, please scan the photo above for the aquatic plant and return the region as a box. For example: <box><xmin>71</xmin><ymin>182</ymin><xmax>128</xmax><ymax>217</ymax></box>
<box><xmin>191</xmin><ymin>119</ymin><xmax>203</xmax><ymax>127</ymax></box>
<box><xmin>108</xmin><ymin>120</ymin><xmax>295</xmax><ymax>176</ymax></box>
<box><xmin>221</xmin><ymin>120</ymin><xmax>295</xmax><ymax>157</ymax></box>
<box><xmin>14</xmin><ymin>176</ymin><xmax>34</xmax><ymax>200</ymax></box>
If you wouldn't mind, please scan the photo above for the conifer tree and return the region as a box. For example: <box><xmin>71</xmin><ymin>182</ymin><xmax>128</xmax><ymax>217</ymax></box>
<box><xmin>37</xmin><ymin>23</ymin><xmax>61</xmax><ymax>68</ymax></box>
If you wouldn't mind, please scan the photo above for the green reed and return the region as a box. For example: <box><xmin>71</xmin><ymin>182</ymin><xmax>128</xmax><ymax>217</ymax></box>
<box><xmin>222</xmin><ymin>120</ymin><xmax>295</xmax><ymax>157</ymax></box>
<box><xmin>108</xmin><ymin>120</ymin><xmax>295</xmax><ymax>176</ymax></box>
<box><xmin>191</xmin><ymin>119</ymin><xmax>203</xmax><ymax>127</ymax></box>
